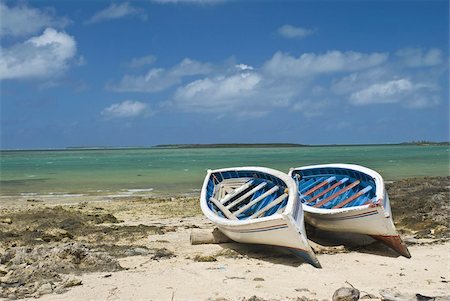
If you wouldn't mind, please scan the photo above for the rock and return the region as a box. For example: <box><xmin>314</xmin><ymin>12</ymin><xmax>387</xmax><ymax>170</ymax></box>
<box><xmin>253</xmin><ymin>277</ymin><xmax>264</xmax><ymax>281</ymax></box>
<box><xmin>379</xmin><ymin>289</ymin><xmax>413</xmax><ymax>301</ymax></box>
<box><xmin>124</xmin><ymin>247</ymin><xmax>149</xmax><ymax>256</ymax></box>
<box><xmin>434</xmin><ymin>225</ymin><xmax>448</xmax><ymax>235</ymax></box>
<box><xmin>151</xmin><ymin>248</ymin><xmax>175</xmax><ymax>260</ymax></box>
<box><xmin>193</xmin><ymin>255</ymin><xmax>217</xmax><ymax>262</ymax></box>
<box><xmin>42</xmin><ymin>228</ymin><xmax>73</xmax><ymax>242</ymax></box>
<box><xmin>332</xmin><ymin>287</ymin><xmax>360</xmax><ymax>301</ymax></box>
<box><xmin>62</xmin><ymin>277</ymin><xmax>82</xmax><ymax>288</ymax></box>
<box><xmin>34</xmin><ymin>283</ymin><xmax>53</xmax><ymax>297</ymax></box>
<box><xmin>0</xmin><ymin>218</ymin><xmax>12</xmax><ymax>224</ymax></box>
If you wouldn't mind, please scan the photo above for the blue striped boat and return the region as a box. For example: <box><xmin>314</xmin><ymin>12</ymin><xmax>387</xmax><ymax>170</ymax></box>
<box><xmin>289</xmin><ymin>163</ymin><xmax>411</xmax><ymax>258</ymax></box>
<box><xmin>200</xmin><ymin>166</ymin><xmax>321</xmax><ymax>267</ymax></box>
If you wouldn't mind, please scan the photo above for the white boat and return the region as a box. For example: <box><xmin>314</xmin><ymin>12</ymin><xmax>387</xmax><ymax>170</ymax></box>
<box><xmin>200</xmin><ymin>166</ymin><xmax>321</xmax><ymax>268</ymax></box>
<box><xmin>288</xmin><ymin>163</ymin><xmax>411</xmax><ymax>258</ymax></box>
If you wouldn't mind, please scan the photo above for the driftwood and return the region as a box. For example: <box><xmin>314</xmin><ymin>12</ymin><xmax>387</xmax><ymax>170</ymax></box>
<box><xmin>190</xmin><ymin>228</ymin><xmax>346</xmax><ymax>255</ymax></box>
<box><xmin>190</xmin><ymin>228</ymin><xmax>233</xmax><ymax>245</ymax></box>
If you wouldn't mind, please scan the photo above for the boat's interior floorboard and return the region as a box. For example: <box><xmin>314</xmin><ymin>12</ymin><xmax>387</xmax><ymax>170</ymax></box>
<box><xmin>206</xmin><ymin>170</ymin><xmax>288</xmax><ymax>220</ymax></box>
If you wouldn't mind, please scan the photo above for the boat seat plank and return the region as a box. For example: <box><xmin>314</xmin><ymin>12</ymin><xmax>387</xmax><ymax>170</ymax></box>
<box><xmin>303</xmin><ymin>176</ymin><xmax>336</xmax><ymax>196</ymax></box>
<box><xmin>225</xmin><ymin>182</ymin><xmax>267</xmax><ymax>209</ymax></box>
<box><xmin>233</xmin><ymin>185</ymin><xmax>280</xmax><ymax>216</ymax></box>
<box><xmin>306</xmin><ymin>177</ymin><xmax>349</xmax><ymax>203</ymax></box>
<box><xmin>247</xmin><ymin>193</ymin><xmax>288</xmax><ymax>219</ymax></box>
<box><xmin>332</xmin><ymin>186</ymin><xmax>372</xmax><ymax>209</ymax></box>
<box><xmin>209</xmin><ymin>197</ymin><xmax>238</xmax><ymax>220</ymax></box>
<box><xmin>313</xmin><ymin>180</ymin><xmax>361</xmax><ymax>208</ymax></box>
<box><xmin>299</xmin><ymin>177</ymin><xmax>326</xmax><ymax>194</ymax></box>
<box><xmin>219</xmin><ymin>180</ymin><xmax>254</xmax><ymax>204</ymax></box>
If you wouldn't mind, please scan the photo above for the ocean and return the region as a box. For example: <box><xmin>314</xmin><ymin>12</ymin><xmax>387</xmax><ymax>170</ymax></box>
<box><xmin>0</xmin><ymin>145</ymin><xmax>448</xmax><ymax>199</ymax></box>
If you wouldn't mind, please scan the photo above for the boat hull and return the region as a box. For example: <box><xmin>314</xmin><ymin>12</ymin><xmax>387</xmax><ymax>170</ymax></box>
<box><xmin>289</xmin><ymin>164</ymin><xmax>411</xmax><ymax>258</ymax></box>
<box><xmin>200</xmin><ymin>167</ymin><xmax>321</xmax><ymax>268</ymax></box>
<box><xmin>217</xmin><ymin>214</ymin><xmax>321</xmax><ymax>267</ymax></box>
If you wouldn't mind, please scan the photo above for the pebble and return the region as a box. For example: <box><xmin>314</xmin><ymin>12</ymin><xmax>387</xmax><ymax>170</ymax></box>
<box><xmin>332</xmin><ymin>287</ymin><xmax>360</xmax><ymax>301</ymax></box>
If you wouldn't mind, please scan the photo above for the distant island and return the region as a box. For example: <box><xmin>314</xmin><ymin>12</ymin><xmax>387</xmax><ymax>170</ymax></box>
<box><xmin>152</xmin><ymin>143</ymin><xmax>307</xmax><ymax>148</ymax></box>
<box><xmin>399</xmin><ymin>141</ymin><xmax>450</xmax><ymax>146</ymax></box>
<box><xmin>152</xmin><ymin>141</ymin><xmax>449</xmax><ymax>149</ymax></box>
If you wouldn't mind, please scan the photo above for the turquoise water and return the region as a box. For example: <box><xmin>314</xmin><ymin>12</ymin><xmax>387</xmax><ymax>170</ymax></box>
<box><xmin>0</xmin><ymin>145</ymin><xmax>448</xmax><ymax>198</ymax></box>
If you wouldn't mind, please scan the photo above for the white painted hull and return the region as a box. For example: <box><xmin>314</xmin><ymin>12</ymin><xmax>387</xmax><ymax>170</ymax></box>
<box><xmin>304</xmin><ymin>194</ymin><xmax>396</xmax><ymax>236</ymax></box>
<box><xmin>200</xmin><ymin>167</ymin><xmax>321</xmax><ymax>267</ymax></box>
<box><xmin>289</xmin><ymin>164</ymin><xmax>411</xmax><ymax>258</ymax></box>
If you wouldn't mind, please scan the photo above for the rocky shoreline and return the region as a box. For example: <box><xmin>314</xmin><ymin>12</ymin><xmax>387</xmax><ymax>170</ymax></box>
<box><xmin>0</xmin><ymin>176</ymin><xmax>449</xmax><ymax>300</ymax></box>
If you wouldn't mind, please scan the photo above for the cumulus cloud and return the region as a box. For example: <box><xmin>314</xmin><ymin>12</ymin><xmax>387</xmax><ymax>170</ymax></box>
<box><xmin>263</xmin><ymin>51</ymin><xmax>388</xmax><ymax>77</ymax></box>
<box><xmin>101</xmin><ymin>100</ymin><xmax>150</xmax><ymax>118</ymax></box>
<box><xmin>0</xmin><ymin>28</ymin><xmax>77</xmax><ymax>80</ymax></box>
<box><xmin>110</xmin><ymin>58</ymin><xmax>212</xmax><ymax>92</ymax></box>
<box><xmin>85</xmin><ymin>2</ymin><xmax>147</xmax><ymax>24</ymax></box>
<box><xmin>172</xmin><ymin>72</ymin><xmax>262</xmax><ymax>112</ymax></box>
<box><xmin>349</xmin><ymin>79</ymin><xmax>414</xmax><ymax>105</ymax></box>
<box><xmin>349</xmin><ymin>78</ymin><xmax>439</xmax><ymax>108</ymax></box>
<box><xmin>277</xmin><ymin>25</ymin><xmax>315</xmax><ymax>39</ymax></box>
<box><xmin>0</xmin><ymin>2</ymin><xmax>70</xmax><ymax>37</ymax></box>
<box><xmin>396</xmin><ymin>48</ymin><xmax>443</xmax><ymax>67</ymax></box>
<box><xmin>110</xmin><ymin>48</ymin><xmax>444</xmax><ymax>117</ymax></box>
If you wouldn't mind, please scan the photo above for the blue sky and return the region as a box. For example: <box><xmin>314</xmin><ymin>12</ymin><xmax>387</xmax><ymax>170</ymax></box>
<box><xmin>1</xmin><ymin>0</ymin><xmax>448</xmax><ymax>149</ymax></box>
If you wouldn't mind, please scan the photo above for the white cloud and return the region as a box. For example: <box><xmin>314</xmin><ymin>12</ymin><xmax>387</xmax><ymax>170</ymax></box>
<box><xmin>127</xmin><ymin>55</ymin><xmax>156</xmax><ymax>68</ymax></box>
<box><xmin>235</xmin><ymin>64</ymin><xmax>253</xmax><ymax>71</ymax></box>
<box><xmin>173</xmin><ymin>72</ymin><xmax>262</xmax><ymax>111</ymax></box>
<box><xmin>396</xmin><ymin>48</ymin><xmax>443</xmax><ymax>67</ymax></box>
<box><xmin>0</xmin><ymin>2</ymin><xmax>70</xmax><ymax>37</ymax></box>
<box><xmin>85</xmin><ymin>2</ymin><xmax>147</xmax><ymax>24</ymax></box>
<box><xmin>110</xmin><ymin>58</ymin><xmax>212</xmax><ymax>92</ymax></box>
<box><xmin>278</xmin><ymin>25</ymin><xmax>314</xmax><ymax>39</ymax></box>
<box><xmin>110</xmin><ymin>48</ymin><xmax>444</xmax><ymax>117</ymax></box>
<box><xmin>263</xmin><ymin>51</ymin><xmax>388</xmax><ymax>77</ymax></box>
<box><xmin>0</xmin><ymin>28</ymin><xmax>77</xmax><ymax>80</ymax></box>
<box><xmin>350</xmin><ymin>79</ymin><xmax>414</xmax><ymax>105</ymax></box>
<box><xmin>101</xmin><ymin>100</ymin><xmax>150</xmax><ymax>118</ymax></box>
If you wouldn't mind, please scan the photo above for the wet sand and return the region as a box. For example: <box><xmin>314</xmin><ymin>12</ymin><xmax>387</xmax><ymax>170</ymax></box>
<box><xmin>0</xmin><ymin>176</ymin><xmax>449</xmax><ymax>300</ymax></box>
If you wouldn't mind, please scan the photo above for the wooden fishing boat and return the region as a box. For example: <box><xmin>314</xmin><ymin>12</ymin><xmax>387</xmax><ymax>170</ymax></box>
<box><xmin>200</xmin><ymin>166</ymin><xmax>321</xmax><ymax>268</ymax></box>
<box><xmin>288</xmin><ymin>164</ymin><xmax>411</xmax><ymax>258</ymax></box>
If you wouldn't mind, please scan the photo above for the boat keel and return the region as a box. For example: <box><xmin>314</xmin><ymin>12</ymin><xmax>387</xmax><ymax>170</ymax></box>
<box><xmin>370</xmin><ymin>234</ymin><xmax>411</xmax><ymax>258</ymax></box>
<box><xmin>287</xmin><ymin>247</ymin><xmax>322</xmax><ymax>268</ymax></box>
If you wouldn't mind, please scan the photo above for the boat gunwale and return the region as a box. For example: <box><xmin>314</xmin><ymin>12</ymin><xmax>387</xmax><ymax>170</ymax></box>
<box><xmin>200</xmin><ymin>166</ymin><xmax>299</xmax><ymax>227</ymax></box>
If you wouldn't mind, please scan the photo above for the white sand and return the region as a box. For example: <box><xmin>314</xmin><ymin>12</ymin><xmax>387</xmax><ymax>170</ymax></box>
<box><xmin>36</xmin><ymin>218</ymin><xmax>450</xmax><ymax>301</ymax></box>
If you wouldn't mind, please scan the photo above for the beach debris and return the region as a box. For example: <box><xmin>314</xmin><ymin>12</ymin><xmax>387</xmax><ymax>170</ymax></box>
<box><xmin>0</xmin><ymin>243</ymin><xmax>121</xmax><ymax>299</ymax></box>
<box><xmin>151</xmin><ymin>248</ymin><xmax>175</xmax><ymax>260</ymax></box>
<box><xmin>332</xmin><ymin>287</ymin><xmax>360</xmax><ymax>301</ymax></box>
<box><xmin>308</xmin><ymin>240</ymin><xmax>347</xmax><ymax>255</ymax></box>
<box><xmin>26</xmin><ymin>199</ymin><xmax>43</xmax><ymax>203</ymax></box>
<box><xmin>360</xmin><ymin>294</ymin><xmax>378</xmax><ymax>299</ymax></box>
<box><xmin>190</xmin><ymin>228</ymin><xmax>233</xmax><ymax>245</ymax></box>
<box><xmin>124</xmin><ymin>247</ymin><xmax>150</xmax><ymax>257</ymax></box>
<box><xmin>193</xmin><ymin>254</ymin><xmax>217</xmax><ymax>262</ymax></box>
<box><xmin>253</xmin><ymin>277</ymin><xmax>265</xmax><ymax>281</ymax></box>
<box><xmin>379</xmin><ymin>289</ymin><xmax>450</xmax><ymax>301</ymax></box>
<box><xmin>0</xmin><ymin>218</ymin><xmax>12</xmax><ymax>224</ymax></box>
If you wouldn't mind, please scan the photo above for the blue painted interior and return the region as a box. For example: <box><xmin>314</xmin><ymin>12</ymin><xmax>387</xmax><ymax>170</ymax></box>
<box><xmin>206</xmin><ymin>170</ymin><xmax>288</xmax><ymax>220</ymax></box>
<box><xmin>291</xmin><ymin>167</ymin><xmax>376</xmax><ymax>209</ymax></box>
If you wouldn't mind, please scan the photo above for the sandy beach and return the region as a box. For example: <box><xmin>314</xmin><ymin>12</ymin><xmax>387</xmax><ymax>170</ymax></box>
<box><xmin>1</xmin><ymin>176</ymin><xmax>449</xmax><ymax>300</ymax></box>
